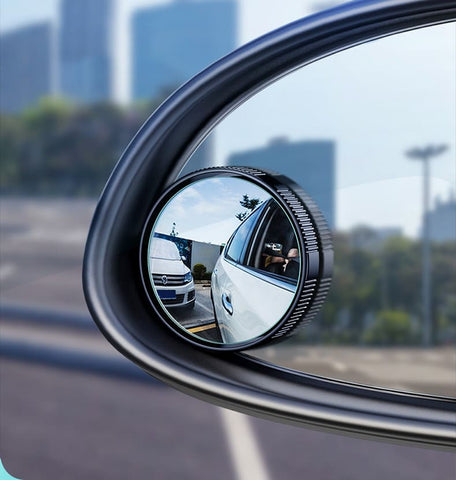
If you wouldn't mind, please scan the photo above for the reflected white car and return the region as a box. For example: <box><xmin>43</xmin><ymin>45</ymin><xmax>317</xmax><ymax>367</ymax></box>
<box><xmin>149</xmin><ymin>237</ymin><xmax>195</xmax><ymax>309</ymax></box>
<box><xmin>211</xmin><ymin>200</ymin><xmax>299</xmax><ymax>343</ymax></box>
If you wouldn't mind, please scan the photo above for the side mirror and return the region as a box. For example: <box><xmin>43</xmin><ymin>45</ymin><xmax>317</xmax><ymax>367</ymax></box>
<box><xmin>83</xmin><ymin>0</ymin><xmax>456</xmax><ymax>449</ymax></box>
<box><xmin>142</xmin><ymin>167</ymin><xmax>332</xmax><ymax>349</ymax></box>
<box><xmin>263</xmin><ymin>242</ymin><xmax>284</xmax><ymax>256</ymax></box>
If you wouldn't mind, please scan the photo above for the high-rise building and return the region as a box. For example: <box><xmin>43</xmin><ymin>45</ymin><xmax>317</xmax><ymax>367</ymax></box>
<box><xmin>59</xmin><ymin>0</ymin><xmax>113</xmax><ymax>103</ymax></box>
<box><xmin>227</xmin><ymin>138</ymin><xmax>336</xmax><ymax>228</ymax></box>
<box><xmin>0</xmin><ymin>23</ymin><xmax>53</xmax><ymax>113</ymax></box>
<box><xmin>132</xmin><ymin>0</ymin><xmax>237</xmax><ymax>101</ymax></box>
<box><xmin>426</xmin><ymin>193</ymin><xmax>456</xmax><ymax>243</ymax></box>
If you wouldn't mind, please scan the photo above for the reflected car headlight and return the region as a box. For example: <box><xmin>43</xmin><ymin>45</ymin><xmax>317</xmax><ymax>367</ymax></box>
<box><xmin>184</xmin><ymin>272</ymin><xmax>193</xmax><ymax>283</ymax></box>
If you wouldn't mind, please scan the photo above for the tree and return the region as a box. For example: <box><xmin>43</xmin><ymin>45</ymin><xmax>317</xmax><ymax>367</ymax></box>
<box><xmin>193</xmin><ymin>264</ymin><xmax>207</xmax><ymax>280</ymax></box>
<box><xmin>235</xmin><ymin>194</ymin><xmax>261</xmax><ymax>221</ymax></box>
<box><xmin>0</xmin><ymin>115</ymin><xmax>24</xmax><ymax>191</ymax></box>
<box><xmin>363</xmin><ymin>310</ymin><xmax>415</xmax><ymax>345</ymax></box>
<box><xmin>0</xmin><ymin>95</ymin><xmax>171</xmax><ymax>196</ymax></box>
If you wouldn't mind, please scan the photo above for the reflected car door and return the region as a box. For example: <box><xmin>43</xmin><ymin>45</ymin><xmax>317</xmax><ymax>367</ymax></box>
<box><xmin>214</xmin><ymin>201</ymin><xmax>296</xmax><ymax>343</ymax></box>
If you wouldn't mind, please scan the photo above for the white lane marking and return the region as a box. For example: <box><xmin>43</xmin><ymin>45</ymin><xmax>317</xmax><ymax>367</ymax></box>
<box><xmin>195</xmin><ymin>300</ymin><xmax>214</xmax><ymax>314</ymax></box>
<box><xmin>0</xmin><ymin>264</ymin><xmax>16</xmax><ymax>280</ymax></box>
<box><xmin>219</xmin><ymin>408</ymin><xmax>270</xmax><ymax>480</ymax></box>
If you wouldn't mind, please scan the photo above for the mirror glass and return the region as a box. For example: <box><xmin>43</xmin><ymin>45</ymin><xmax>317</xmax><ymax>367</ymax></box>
<box><xmin>181</xmin><ymin>23</ymin><xmax>455</xmax><ymax>395</ymax></box>
<box><xmin>147</xmin><ymin>176</ymin><xmax>301</xmax><ymax>345</ymax></box>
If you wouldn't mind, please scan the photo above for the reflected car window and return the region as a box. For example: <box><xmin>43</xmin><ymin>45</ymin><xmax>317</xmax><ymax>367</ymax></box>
<box><xmin>246</xmin><ymin>204</ymin><xmax>300</xmax><ymax>282</ymax></box>
<box><xmin>225</xmin><ymin>206</ymin><xmax>263</xmax><ymax>263</ymax></box>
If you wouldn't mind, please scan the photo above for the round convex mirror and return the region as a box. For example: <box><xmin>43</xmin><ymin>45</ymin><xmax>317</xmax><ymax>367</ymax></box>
<box><xmin>140</xmin><ymin>167</ymin><xmax>333</xmax><ymax>350</ymax></box>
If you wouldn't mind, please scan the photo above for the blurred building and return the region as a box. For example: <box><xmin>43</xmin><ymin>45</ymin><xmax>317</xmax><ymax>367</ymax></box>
<box><xmin>59</xmin><ymin>0</ymin><xmax>113</xmax><ymax>103</ymax></box>
<box><xmin>132</xmin><ymin>0</ymin><xmax>237</xmax><ymax>101</ymax></box>
<box><xmin>227</xmin><ymin>138</ymin><xmax>336</xmax><ymax>228</ymax></box>
<box><xmin>426</xmin><ymin>193</ymin><xmax>456</xmax><ymax>243</ymax></box>
<box><xmin>349</xmin><ymin>225</ymin><xmax>403</xmax><ymax>251</ymax></box>
<box><xmin>0</xmin><ymin>23</ymin><xmax>53</xmax><ymax>113</ymax></box>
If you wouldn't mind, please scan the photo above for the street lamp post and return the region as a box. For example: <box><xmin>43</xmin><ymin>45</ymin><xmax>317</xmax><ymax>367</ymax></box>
<box><xmin>406</xmin><ymin>144</ymin><xmax>448</xmax><ymax>346</ymax></box>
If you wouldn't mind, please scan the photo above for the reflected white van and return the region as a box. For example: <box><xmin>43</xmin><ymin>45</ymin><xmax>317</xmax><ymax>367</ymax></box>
<box><xmin>149</xmin><ymin>237</ymin><xmax>195</xmax><ymax>309</ymax></box>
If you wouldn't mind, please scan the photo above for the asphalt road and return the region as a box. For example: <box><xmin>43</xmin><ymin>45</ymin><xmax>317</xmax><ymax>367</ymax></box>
<box><xmin>171</xmin><ymin>284</ymin><xmax>215</xmax><ymax>328</ymax></box>
<box><xmin>0</xmin><ymin>198</ymin><xmax>91</xmax><ymax>312</ymax></box>
<box><xmin>1</xmin><ymin>198</ymin><xmax>455</xmax><ymax>479</ymax></box>
<box><xmin>1</xmin><ymin>358</ymin><xmax>455</xmax><ymax>480</ymax></box>
<box><xmin>161</xmin><ymin>284</ymin><xmax>222</xmax><ymax>341</ymax></box>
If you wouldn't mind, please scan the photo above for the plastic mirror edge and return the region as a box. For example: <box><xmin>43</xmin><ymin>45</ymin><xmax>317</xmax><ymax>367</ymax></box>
<box><xmin>138</xmin><ymin>166</ymin><xmax>332</xmax><ymax>351</ymax></box>
<box><xmin>83</xmin><ymin>0</ymin><xmax>456</xmax><ymax>448</ymax></box>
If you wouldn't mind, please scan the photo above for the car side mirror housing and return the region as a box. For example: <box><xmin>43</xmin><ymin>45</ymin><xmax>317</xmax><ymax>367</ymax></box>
<box><xmin>83</xmin><ymin>0</ymin><xmax>456</xmax><ymax>449</ymax></box>
<box><xmin>141</xmin><ymin>166</ymin><xmax>332</xmax><ymax>349</ymax></box>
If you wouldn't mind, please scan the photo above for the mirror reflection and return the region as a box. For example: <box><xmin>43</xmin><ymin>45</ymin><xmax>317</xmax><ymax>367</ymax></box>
<box><xmin>148</xmin><ymin>176</ymin><xmax>301</xmax><ymax>344</ymax></box>
<box><xmin>182</xmin><ymin>24</ymin><xmax>455</xmax><ymax>395</ymax></box>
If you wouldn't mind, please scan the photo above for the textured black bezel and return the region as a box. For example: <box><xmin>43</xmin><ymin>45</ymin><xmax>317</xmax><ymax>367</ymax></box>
<box><xmin>139</xmin><ymin>166</ymin><xmax>333</xmax><ymax>351</ymax></box>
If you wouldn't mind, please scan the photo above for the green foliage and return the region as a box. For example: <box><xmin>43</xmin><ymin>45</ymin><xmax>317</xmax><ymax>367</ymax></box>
<box><xmin>0</xmin><ymin>96</ymin><xmax>167</xmax><ymax>196</ymax></box>
<box><xmin>235</xmin><ymin>194</ymin><xmax>262</xmax><ymax>221</ymax></box>
<box><xmin>363</xmin><ymin>310</ymin><xmax>415</xmax><ymax>345</ymax></box>
<box><xmin>192</xmin><ymin>263</ymin><xmax>207</xmax><ymax>280</ymax></box>
<box><xmin>315</xmin><ymin>233</ymin><xmax>456</xmax><ymax>346</ymax></box>
<box><xmin>318</xmin><ymin>232</ymin><xmax>381</xmax><ymax>342</ymax></box>
<box><xmin>0</xmin><ymin>115</ymin><xmax>23</xmax><ymax>190</ymax></box>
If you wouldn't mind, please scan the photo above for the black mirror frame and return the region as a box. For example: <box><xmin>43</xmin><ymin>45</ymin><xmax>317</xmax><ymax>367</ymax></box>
<box><xmin>139</xmin><ymin>166</ymin><xmax>333</xmax><ymax>351</ymax></box>
<box><xmin>83</xmin><ymin>0</ymin><xmax>456</xmax><ymax>448</ymax></box>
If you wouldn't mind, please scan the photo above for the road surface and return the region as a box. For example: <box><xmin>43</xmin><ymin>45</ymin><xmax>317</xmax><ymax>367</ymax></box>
<box><xmin>1</xmin><ymin>198</ymin><xmax>455</xmax><ymax>479</ymax></box>
<box><xmin>1</xmin><ymin>357</ymin><xmax>454</xmax><ymax>480</ymax></box>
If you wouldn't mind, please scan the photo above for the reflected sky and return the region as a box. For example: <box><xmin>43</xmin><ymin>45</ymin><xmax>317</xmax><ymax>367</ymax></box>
<box><xmin>154</xmin><ymin>177</ymin><xmax>271</xmax><ymax>244</ymax></box>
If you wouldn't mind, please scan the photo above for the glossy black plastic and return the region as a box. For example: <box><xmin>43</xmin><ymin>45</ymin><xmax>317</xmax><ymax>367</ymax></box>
<box><xmin>139</xmin><ymin>167</ymin><xmax>333</xmax><ymax>351</ymax></box>
<box><xmin>83</xmin><ymin>0</ymin><xmax>456</xmax><ymax>448</ymax></box>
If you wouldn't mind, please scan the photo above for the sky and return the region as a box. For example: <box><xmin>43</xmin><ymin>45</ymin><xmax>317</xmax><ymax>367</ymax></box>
<box><xmin>1</xmin><ymin>1</ymin><xmax>454</xmax><ymax>237</ymax></box>
<box><xmin>153</xmin><ymin>177</ymin><xmax>271</xmax><ymax>244</ymax></box>
<box><xmin>203</xmin><ymin>21</ymin><xmax>455</xmax><ymax>238</ymax></box>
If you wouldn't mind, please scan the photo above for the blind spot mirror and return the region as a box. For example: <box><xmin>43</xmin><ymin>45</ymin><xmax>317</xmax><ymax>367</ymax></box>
<box><xmin>140</xmin><ymin>167</ymin><xmax>333</xmax><ymax>351</ymax></box>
